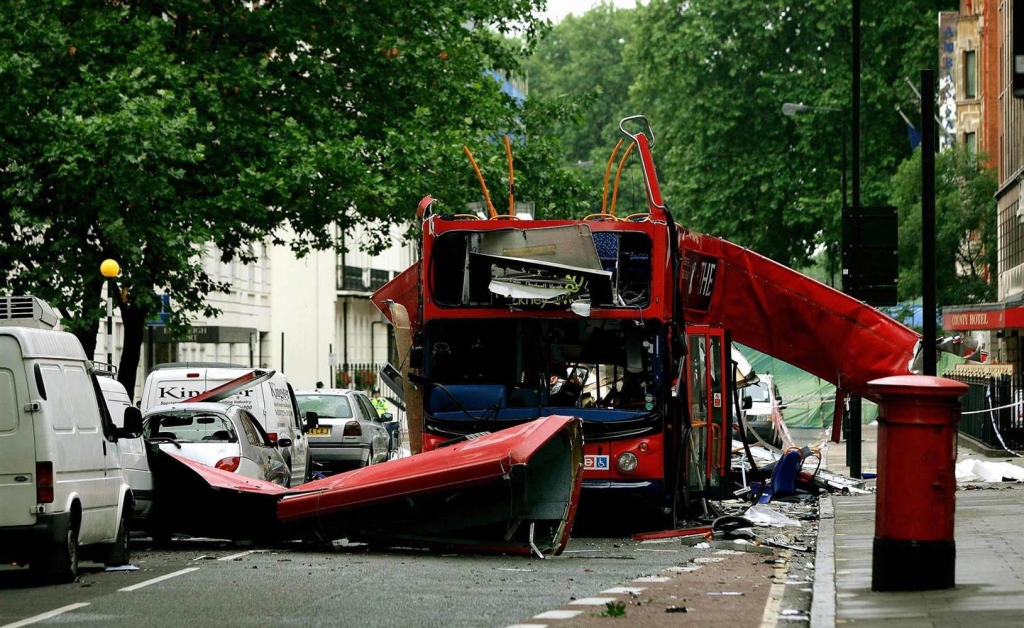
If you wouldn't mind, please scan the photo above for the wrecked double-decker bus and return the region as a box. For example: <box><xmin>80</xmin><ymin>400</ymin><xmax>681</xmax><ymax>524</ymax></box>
<box><xmin>373</xmin><ymin>115</ymin><xmax>932</xmax><ymax>525</ymax></box>
<box><xmin>374</xmin><ymin>119</ymin><xmax>739</xmax><ymax>523</ymax></box>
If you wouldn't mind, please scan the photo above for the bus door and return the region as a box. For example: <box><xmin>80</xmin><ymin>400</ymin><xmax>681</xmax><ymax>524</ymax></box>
<box><xmin>683</xmin><ymin>326</ymin><xmax>731</xmax><ymax>500</ymax></box>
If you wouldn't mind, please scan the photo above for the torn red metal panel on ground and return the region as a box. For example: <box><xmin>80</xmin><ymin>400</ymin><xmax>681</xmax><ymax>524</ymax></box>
<box><xmin>280</xmin><ymin>415</ymin><xmax>585</xmax><ymax>556</ymax></box>
<box><xmin>680</xmin><ymin>231</ymin><xmax>919</xmax><ymax>400</ymax></box>
<box><xmin>149</xmin><ymin>416</ymin><xmax>584</xmax><ymax>557</ymax></box>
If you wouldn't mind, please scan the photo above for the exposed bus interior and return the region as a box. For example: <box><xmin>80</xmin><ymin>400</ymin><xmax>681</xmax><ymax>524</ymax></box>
<box><xmin>429</xmin><ymin>227</ymin><xmax>653</xmax><ymax>309</ymax></box>
<box><xmin>422</xmin><ymin>318</ymin><xmax>665</xmax><ymax>440</ymax></box>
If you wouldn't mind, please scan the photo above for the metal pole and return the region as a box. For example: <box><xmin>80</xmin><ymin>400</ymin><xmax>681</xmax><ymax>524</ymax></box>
<box><xmin>106</xmin><ymin>279</ymin><xmax>114</xmax><ymax>366</ymax></box>
<box><xmin>847</xmin><ymin>0</ymin><xmax>862</xmax><ymax>479</ymax></box>
<box><xmin>921</xmin><ymin>68</ymin><xmax>937</xmax><ymax>377</ymax></box>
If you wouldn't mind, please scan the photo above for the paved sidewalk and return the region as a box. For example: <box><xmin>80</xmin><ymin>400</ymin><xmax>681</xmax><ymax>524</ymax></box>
<box><xmin>811</xmin><ymin>423</ymin><xmax>1024</xmax><ymax>627</ymax></box>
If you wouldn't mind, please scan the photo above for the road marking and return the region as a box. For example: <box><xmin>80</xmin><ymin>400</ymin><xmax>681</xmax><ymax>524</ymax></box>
<box><xmin>758</xmin><ymin>582</ymin><xmax>787</xmax><ymax>628</ymax></box>
<box><xmin>667</xmin><ymin>565</ymin><xmax>702</xmax><ymax>572</ymax></box>
<box><xmin>1</xmin><ymin>603</ymin><xmax>90</xmax><ymax>628</ymax></box>
<box><xmin>533</xmin><ymin>610</ymin><xmax>582</xmax><ymax>619</ymax></box>
<box><xmin>218</xmin><ymin>549</ymin><xmax>266</xmax><ymax>561</ymax></box>
<box><xmin>569</xmin><ymin>597</ymin><xmax>618</xmax><ymax>606</ymax></box>
<box><xmin>118</xmin><ymin>567</ymin><xmax>200</xmax><ymax>592</ymax></box>
<box><xmin>505</xmin><ymin>625</ymin><xmax>547</xmax><ymax>628</ymax></box>
<box><xmin>601</xmin><ymin>586</ymin><xmax>645</xmax><ymax>595</ymax></box>
<box><xmin>634</xmin><ymin>575</ymin><xmax>670</xmax><ymax>582</ymax></box>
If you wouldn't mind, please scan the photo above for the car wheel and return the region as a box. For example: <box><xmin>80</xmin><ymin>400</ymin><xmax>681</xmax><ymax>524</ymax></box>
<box><xmin>303</xmin><ymin>452</ymin><xmax>313</xmax><ymax>483</ymax></box>
<box><xmin>106</xmin><ymin>508</ymin><xmax>131</xmax><ymax>567</ymax></box>
<box><xmin>365</xmin><ymin>444</ymin><xmax>375</xmax><ymax>467</ymax></box>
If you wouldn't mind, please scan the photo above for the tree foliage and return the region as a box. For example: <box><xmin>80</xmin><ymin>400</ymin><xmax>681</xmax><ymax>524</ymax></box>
<box><xmin>628</xmin><ymin>0</ymin><xmax>956</xmax><ymax>267</ymax></box>
<box><xmin>890</xmin><ymin>148</ymin><xmax>997</xmax><ymax>307</ymax></box>
<box><xmin>0</xmin><ymin>0</ymin><xmax>581</xmax><ymax>393</ymax></box>
<box><xmin>522</xmin><ymin>0</ymin><xmax>956</xmax><ymax>267</ymax></box>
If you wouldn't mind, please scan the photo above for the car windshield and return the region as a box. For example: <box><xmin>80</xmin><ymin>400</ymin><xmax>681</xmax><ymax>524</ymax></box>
<box><xmin>296</xmin><ymin>395</ymin><xmax>354</xmax><ymax>419</ymax></box>
<box><xmin>749</xmin><ymin>382</ymin><xmax>772</xmax><ymax>403</ymax></box>
<box><xmin>144</xmin><ymin>410</ymin><xmax>238</xmax><ymax>443</ymax></box>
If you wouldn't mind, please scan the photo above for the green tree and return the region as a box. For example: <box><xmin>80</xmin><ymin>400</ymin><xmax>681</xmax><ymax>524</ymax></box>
<box><xmin>629</xmin><ymin>0</ymin><xmax>956</xmax><ymax>268</ymax></box>
<box><xmin>524</xmin><ymin>2</ymin><xmax>638</xmax><ymax>164</ymax></box>
<box><xmin>890</xmin><ymin>147</ymin><xmax>997</xmax><ymax>307</ymax></box>
<box><xmin>0</xmin><ymin>0</ymin><xmax>579</xmax><ymax>395</ymax></box>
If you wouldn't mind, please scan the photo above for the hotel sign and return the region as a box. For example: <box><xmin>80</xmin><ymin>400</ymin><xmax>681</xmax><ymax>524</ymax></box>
<box><xmin>942</xmin><ymin>304</ymin><xmax>1024</xmax><ymax>330</ymax></box>
<box><xmin>944</xmin><ymin>310</ymin><xmax>1002</xmax><ymax>330</ymax></box>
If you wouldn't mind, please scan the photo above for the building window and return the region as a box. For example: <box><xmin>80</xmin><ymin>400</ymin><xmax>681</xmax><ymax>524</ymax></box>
<box><xmin>965</xmin><ymin>132</ymin><xmax>977</xmax><ymax>153</ymax></box>
<box><xmin>369</xmin><ymin>269</ymin><xmax>391</xmax><ymax>290</ymax></box>
<box><xmin>338</xmin><ymin>265</ymin><xmax>367</xmax><ymax>291</ymax></box>
<box><xmin>964</xmin><ymin>49</ymin><xmax>977</xmax><ymax>98</ymax></box>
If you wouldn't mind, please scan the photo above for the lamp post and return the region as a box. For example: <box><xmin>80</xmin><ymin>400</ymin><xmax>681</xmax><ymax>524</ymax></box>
<box><xmin>782</xmin><ymin>103</ymin><xmax>847</xmax><ymax>286</ymax></box>
<box><xmin>99</xmin><ymin>259</ymin><xmax>120</xmax><ymax>367</ymax></box>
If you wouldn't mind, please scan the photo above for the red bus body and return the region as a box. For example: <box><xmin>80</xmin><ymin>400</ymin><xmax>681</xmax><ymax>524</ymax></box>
<box><xmin>373</xmin><ymin>123</ymin><xmax>921</xmax><ymax>519</ymax></box>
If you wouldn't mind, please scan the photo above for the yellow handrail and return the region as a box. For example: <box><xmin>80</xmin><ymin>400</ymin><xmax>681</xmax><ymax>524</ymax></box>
<box><xmin>609</xmin><ymin>142</ymin><xmax>636</xmax><ymax>217</ymax></box>
<box><xmin>602</xmin><ymin>139</ymin><xmax>625</xmax><ymax>215</ymax></box>
<box><xmin>463</xmin><ymin>145</ymin><xmax>498</xmax><ymax>218</ymax></box>
<box><xmin>504</xmin><ymin>135</ymin><xmax>515</xmax><ymax>217</ymax></box>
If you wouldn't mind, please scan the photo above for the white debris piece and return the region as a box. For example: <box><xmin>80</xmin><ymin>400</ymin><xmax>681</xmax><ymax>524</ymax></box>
<box><xmin>744</xmin><ymin>505</ymin><xmax>803</xmax><ymax>527</ymax></box>
<box><xmin>955</xmin><ymin>459</ymin><xmax>1024</xmax><ymax>483</ymax></box>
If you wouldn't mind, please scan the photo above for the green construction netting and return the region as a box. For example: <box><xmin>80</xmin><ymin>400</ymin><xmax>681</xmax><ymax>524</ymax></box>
<box><xmin>735</xmin><ymin>343</ymin><xmax>966</xmax><ymax>428</ymax></box>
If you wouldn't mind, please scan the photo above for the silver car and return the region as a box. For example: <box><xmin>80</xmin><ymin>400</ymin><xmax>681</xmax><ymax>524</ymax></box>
<box><xmin>143</xmin><ymin>403</ymin><xmax>291</xmax><ymax>486</ymax></box>
<box><xmin>295</xmin><ymin>389</ymin><xmax>392</xmax><ymax>471</ymax></box>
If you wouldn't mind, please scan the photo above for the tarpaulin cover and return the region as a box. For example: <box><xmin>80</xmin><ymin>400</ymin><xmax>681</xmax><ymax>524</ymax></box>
<box><xmin>681</xmin><ymin>231</ymin><xmax>919</xmax><ymax>401</ymax></box>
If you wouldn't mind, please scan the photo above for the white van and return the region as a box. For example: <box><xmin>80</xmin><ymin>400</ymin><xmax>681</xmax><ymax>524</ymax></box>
<box><xmin>0</xmin><ymin>296</ymin><xmax>140</xmax><ymax>581</ymax></box>
<box><xmin>98</xmin><ymin>375</ymin><xmax>154</xmax><ymax>523</ymax></box>
<box><xmin>140</xmin><ymin>364</ymin><xmax>312</xmax><ymax>486</ymax></box>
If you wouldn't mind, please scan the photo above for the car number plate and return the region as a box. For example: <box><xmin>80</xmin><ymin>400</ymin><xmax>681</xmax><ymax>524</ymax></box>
<box><xmin>308</xmin><ymin>427</ymin><xmax>331</xmax><ymax>436</ymax></box>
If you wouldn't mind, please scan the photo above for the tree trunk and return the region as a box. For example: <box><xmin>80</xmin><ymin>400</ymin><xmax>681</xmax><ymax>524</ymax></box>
<box><xmin>118</xmin><ymin>301</ymin><xmax>147</xmax><ymax>403</ymax></box>
<box><xmin>71</xmin><ymin>275</ymin><xmax>105</xmax><ymax>360</ymax></box>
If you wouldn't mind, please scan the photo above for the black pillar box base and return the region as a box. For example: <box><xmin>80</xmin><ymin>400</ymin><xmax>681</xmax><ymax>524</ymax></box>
<box><xmin>872</xmin><ymin>537</ymin><xmax>955</xmax><ymax>591</ymax></box>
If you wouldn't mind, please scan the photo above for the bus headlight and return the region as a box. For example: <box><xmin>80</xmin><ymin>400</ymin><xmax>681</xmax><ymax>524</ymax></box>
<box><xmin>616</xmin><ymin>452</ymin><xmax>638</xmax><ymax>473</ymax></box>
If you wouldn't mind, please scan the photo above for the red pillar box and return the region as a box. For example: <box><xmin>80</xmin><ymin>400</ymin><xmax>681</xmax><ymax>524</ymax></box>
<box><xmin>867</xmin><ymin>375</ymin><xmax>967</xmax><ymax>592</ymax></box>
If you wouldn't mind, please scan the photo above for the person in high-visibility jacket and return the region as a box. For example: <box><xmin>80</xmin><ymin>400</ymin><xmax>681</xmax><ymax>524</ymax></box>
<box><xmin>371</xmin><ymin>390</ymin><xmax>388</xmax><ymax>416</ymax></box>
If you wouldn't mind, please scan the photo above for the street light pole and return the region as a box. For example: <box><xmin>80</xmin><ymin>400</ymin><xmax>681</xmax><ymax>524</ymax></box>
<box><xmin>100</xmin><ymin>259</ymin><xmax>120</xmax><ymax>368</ymax></box>
<box><xmin>782</xmin><ymin>93</ymin><xmax>861</xmax><ymax>477</ymax></box>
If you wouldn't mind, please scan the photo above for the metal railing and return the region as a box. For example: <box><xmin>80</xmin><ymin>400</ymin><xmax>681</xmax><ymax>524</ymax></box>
<box><xmin>947</xmin><ymin>372</ymin><xmax>1024</xmax><ymax>451</ymax></box>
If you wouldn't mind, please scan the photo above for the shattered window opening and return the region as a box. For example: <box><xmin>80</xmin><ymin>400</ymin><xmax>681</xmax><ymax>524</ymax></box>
<box><xmin>430</xmin><ymin>228</ymin><xmax>652</xmax><ymax>310</ymax></box>
<box><xmin>424</xmin><ymin>318</ymin><xmax>663</xmax><ymax>417</ymax></box>
<box><xmin>144</xmin><ymin>410</ymin><xmax>238</xmax><ymax>443</ymax></box>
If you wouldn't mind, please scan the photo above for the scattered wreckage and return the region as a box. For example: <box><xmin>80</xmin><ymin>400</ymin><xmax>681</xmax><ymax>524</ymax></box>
<box><xmin>369</xmin><ymin>114</ymin><xmax>988</xmax><ymax>534</ymax></box>
<box><xmin>141</xmin><ymin>114</ymin><xmax>988</xmax><ymax>554</ymax></box>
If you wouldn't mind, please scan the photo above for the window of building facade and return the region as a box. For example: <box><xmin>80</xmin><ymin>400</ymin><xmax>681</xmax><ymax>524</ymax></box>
<box><xmin>964</xmin><ymin>49</ymin><xmax>977</xmax><ymax>98</ymax></box>
<box><xmin>965</xmin><ymin>131</ymin><xmax>977</xmax><ymax>153</ymax></box>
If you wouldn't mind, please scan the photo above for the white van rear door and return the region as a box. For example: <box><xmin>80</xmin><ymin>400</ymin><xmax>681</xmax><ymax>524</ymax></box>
<box><xmin>0</xmin><ymin>336</ymin><xmax>36</xmax><ymax>528</ymax></box>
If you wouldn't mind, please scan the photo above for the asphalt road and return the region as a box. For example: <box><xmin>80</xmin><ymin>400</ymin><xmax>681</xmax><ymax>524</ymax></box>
<box><xmin>0</xmin><ymin>535</ymin><xmax>715</xmax><ymax>628</ymax></box>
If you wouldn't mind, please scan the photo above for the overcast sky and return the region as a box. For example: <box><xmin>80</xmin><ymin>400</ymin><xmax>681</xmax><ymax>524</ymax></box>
<box><xmin>539</xmin><ymin>0</ymin><xmax>640</xmax><ymax>23</ymax></box>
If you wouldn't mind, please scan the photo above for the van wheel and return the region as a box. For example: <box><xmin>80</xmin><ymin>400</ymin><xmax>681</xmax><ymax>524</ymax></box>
<box><xmin>106</xmin><ymin>509</ymin><xmax>131</xmax><ymax>567</ymax></box>
<box><xmin>32</xmin><ymin>518</ymin><xmax>79</xmax><ymax>583</ymax></box>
